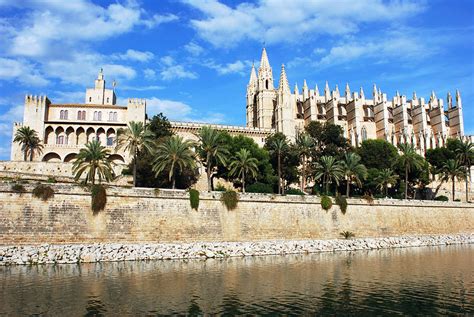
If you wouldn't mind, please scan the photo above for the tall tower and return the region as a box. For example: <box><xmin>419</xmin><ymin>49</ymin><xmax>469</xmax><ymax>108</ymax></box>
<box><xmin>85</xmin><ymin>69</ymin><xmax>116</xmax><ymax>105</ymax></box>
<box><xmin>275</xmin><ymin>64</ymin><xmax>295</xmax><ymax>139</ymax></box>
<box><xmin>255</xmin><ymin>47</ymin><xmax>276</xmax><ymax>129</ymax></box>
<box><xmin>246</xmin><ymin>63</ymin><xmax>258</xmax><ymax>127</ymax></box>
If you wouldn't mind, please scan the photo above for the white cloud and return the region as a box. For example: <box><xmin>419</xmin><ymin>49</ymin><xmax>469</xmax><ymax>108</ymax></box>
<box><xmin>159</xmin><ymin>56</ymin><xmax>197</xmax><ymax>80</ymax></box>
<box><xmin>205</xmin><ymin>59</ymin><xmax>252</xmax><ymax>75</ymax></box>
<box><xmin>143</xmin><ymin>68</ymin><xmax>156</xmax><ymax>79</ymax></box>
<box><xmin>120</xmin><ymin>85</ymin><xmax>164</xmax><ymax>91</ymax></box>
<box><xmin>114</xmin><ymin>49</ymin><xmax>154</xmax><ymax>62</ymax></box>
<box><xmin>0</xmin><ymin>58</ymin><xmax>49</xmax><ymax>86</ymax></box>
<box><xmin>183</xmin><ymin>0</ymin><xmax>426</xmax><ymax>47</ymax></box>
<box><xmin>142</xmin><ymin>13</ymin><xmax>179</xmax><ymax>28</ymax></box>
<box><xmin>184</xmin><ymin>41</ymin><xmax>204</xmax><ymax>56</ymax></box>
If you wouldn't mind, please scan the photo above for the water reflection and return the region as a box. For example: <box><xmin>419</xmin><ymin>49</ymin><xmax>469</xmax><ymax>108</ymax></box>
<box><xmin>1</xmin><ymin>245</ymin><xmax>472</xmax><ymax>315</ymax></box>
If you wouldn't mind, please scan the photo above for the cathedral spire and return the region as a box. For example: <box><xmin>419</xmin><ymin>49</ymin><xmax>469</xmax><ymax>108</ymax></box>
<box><xmin>345</xmin><ymin>83</ymin><xmax>351</xmax><ymax>97</ymax></box>
<box><xmin>360</xmin><ymin>86</ymin><xmax>365</xmax><ymax>99</ymax></box>
<box><xmin>259</xmin><ymin>47</ymin><xmax>271</xmax><ymax>72</ymax></box>
<box><xmin>456</xmin><ymin>89</ymin><xmax>462</xmax><ymax>107</ymax></box>
<box><xmin>315</xmin><ymin>84</ymin><xmax>320</xmax><ymax>96</ymax></box>
<box><xmin>278</xmin><ymin>64</ymin><xmax>290</xmax><ymax>93</ymax></box>
<box><xmin>413</xmin><ymin>91</ymin><xmax>417</xmax><ymax>101</ymax></box>
<box><xmin>447</xmin><ymin>92</ymin><xmax>453</xmax><ymax>109</ymax></box>
<box><xmin>335</xmin><ymin>84</ymin><xmax>340</xmax><ymax>96</ymax></box>
<box><xmin>248</xmin><ymin>63</ymin><xmax>257</xmax><ymax>85</ymax></box>
<box><xmin>373</xmin><ymin>84</ymin><xmax>378</xmax><ymax>101</ymax></box>
<box><xmin>303</xmin><ymin>79</ymin><xmax>308</xmax><ymax>99</ymax></box>
<box><xmin>257</xmin><ymin>47</ymin><xmax>273</xmax><ymax>90</ymax></box>
<box><xmin>294</xmin><ymin>83</ymin><xmax>299</xmax><ymax>95</ymax></box>
<box><xmin>430</xmin><ymin>90</ymin><xmax>437</xmax><ymax>102</ymax></box>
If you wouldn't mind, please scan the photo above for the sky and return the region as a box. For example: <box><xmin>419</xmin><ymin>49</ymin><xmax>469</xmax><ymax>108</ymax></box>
<box><xmin>0</xmin><ymin>0</ymin><xmax>473</xmax><ymax>160</ymax></box>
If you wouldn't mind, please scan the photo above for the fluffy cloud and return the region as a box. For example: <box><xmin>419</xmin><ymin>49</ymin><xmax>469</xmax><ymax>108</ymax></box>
<box><xmin>204</xmin><ymin>59</ymin><xmax>252</xmax><ymax>75</ymax></box>
<box><xmin>159</xmin><ymin>56</ymin><xmax>197</xmax><ymax>80</ymax></box>
<box><xmin>146</xmin><ymin>97</ymin><xmax>225</xmax><ymax>123</ymax></box>
<box><xmin>114</xmin><ymin>49</ymin><xmax>154</xmax><ymax>62</ymax></box>
<box><xmin>184</xmin><ymin>41</ymin><xmax>205</xmax><ymax>56</ymax></box>
<box><xmin>183</xmin><ymin>0</ymin><xmax>426</xmax><ymax>47</ymax></box>
<box><xmin>0</xmin><ymin>58</ymin><xmax>49</xmax><ymax>86</ymax></box>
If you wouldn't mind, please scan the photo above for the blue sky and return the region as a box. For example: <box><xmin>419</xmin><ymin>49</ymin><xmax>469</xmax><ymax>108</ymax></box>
<box><xmin>0</xmin><ymin>0</ymin><xmax>473</xmax><ymax>160</ymax></box>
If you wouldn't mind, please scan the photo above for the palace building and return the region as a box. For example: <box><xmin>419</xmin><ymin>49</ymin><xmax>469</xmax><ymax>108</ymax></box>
<box><xmin>246</xmin><ymin>48</ymin><xmax>466</xmax><ymax>153</ymax></box>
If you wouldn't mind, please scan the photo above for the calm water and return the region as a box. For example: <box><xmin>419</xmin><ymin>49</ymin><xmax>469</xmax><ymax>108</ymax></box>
<box><xmin>1</xmin><ymin>245</ymin><xmax>473</xmax><ymax>316</ymax></box>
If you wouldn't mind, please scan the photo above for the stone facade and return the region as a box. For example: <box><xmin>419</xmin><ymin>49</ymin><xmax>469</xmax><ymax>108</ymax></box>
<box><xmin>0</xmin><ymin>183</ymin><xmax>472</xmax><ymax>245</ymax></box>
<box><xmin>247</xmin><ymin>48</ymin><xmax>467</xmax><ymax>153</ymax></box>
<box><xmin>10</xmin><ymin>69</ymin><xmax>146</xmax><ymax>171</ymax></box>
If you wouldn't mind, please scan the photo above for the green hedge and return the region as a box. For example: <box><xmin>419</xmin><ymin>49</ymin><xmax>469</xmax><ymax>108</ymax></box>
<box><xmin>434</xmin><ymin>195</ymin><xmax>449</xmax><ymax>201</ymax></box>
<box><xmin>335</xmin><ymin>194</ymin><xmax>348</xmax><ymax>214</ymax></box>
<box><xmin>221</xmin><ymin>190</ymin><xmax>239</xmax><ymax>210</ymax></box>
<box><xmin>91</xmin><ymin>184</ymin><xmax>107</xmax><ymax>214</ymax></box>
<box><xmin>285</xmin><ymin>188</ymin><xmax>305</xmax><ymax>195</ymax></box>
<box><xmin>321</xmin><ymin>195</ymin><xmax>332</xmax><ymax>211</ymax></box>
<box><xmin>246</xmin><ymin>182</ymin><xmax>273</xmax><ymax>194</ymax></box>
<box><xmin>32</xmin><ymin>184</ymin><xmax>54</xmax><ymax>201</ymax></box>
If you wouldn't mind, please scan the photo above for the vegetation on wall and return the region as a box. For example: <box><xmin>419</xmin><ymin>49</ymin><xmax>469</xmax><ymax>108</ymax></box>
<box><xmin>335</xmin><ymin>194</ymin><xmax>348</xmax><ymax>214</ymax></box>
<box><xmin>189</xmin><ymin>188</ymin><xmax>199</xmax><ymax>210</ymax></box>
<box><xmin>32</xmin><ymin>184</ymin><xmax>54</xmax><ymax>201</ymax></box>
<box><xmin>221</xmin><ymin>190</ymin><xmax>239</xmax><ymax>210</ymax></box>
<box><xmin>91</xmin><ymin>184</ymin><xmax>107</xmax><ymax>214</ymax></box>
<box><xmin>340</xmin><ymin>231</ymin><xmax>355</xmax><ymax>239</ymax></box>
<box><xmin>11</xmin><ymin>183</ymin><xmax>26</xmax><ymax>194</ymax></box>
<box><xmin>321</xmin><ymin>195</ymin><xmax>332</xmax><ymax>211</ymax></box>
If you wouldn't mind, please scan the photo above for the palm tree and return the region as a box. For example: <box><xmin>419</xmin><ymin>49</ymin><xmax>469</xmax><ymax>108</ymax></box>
<box><xmin>72</xmin><ymin>140</ymin><xmax>115</xmax><ymax>185</ymax></box>
<box><xmin>312</xmin><ymin>156</ymin><xmax>344</xmax><ymax>195</ymax></box>
<box><xmin>296</xmin><ymin>133</ymin><xmax>314</xmax><ymax>191</ymax></box>
<box><xmin>341</xmin><ymin>152</ymin><xmax>367</xmax><ymax>197</ymax></box>
<box><xmin>270</xmin><ymin>138</ymin><xmax>288</xmax><ymax>194</ymax></box>
<box><xmin>196</xmin><ymin>126</ymin><xmax>229</xmax><ymax>191</ymax></box>
<box><xmin>441</xmin><ymin>159</ymin><xmax>466</xmax><ymax>201</ymax></box>
<box><xmin>13</xmin><ymin>126</ymin><xmax>43</xmax><ymax>161</ymax></box>
<box><xmin>116</xmin><ymin>121</ymin><xmax>154</xmax><ymax>187</ymax></box>
<box><xmin>152</xmin><ymin>135</ymin><xmax>196</xmax><ymax>189</ymax></box>
<box><xmin>397</xmin><ymin>143</ymin><xmax>423</xmax><ymax>199</ymax></box>
<box><xmin>228</xmin><ymin>148</ymin><xmax>258</xmax><ymax>193</ymax></box>
<box><xmin>375</xmin><ymin>168</ymin><xmax>398</xmax><ymax>197</ymax></box>
<box><xmin>455</xmin><ymin>140</ymin><xmax>474</xmax><ymax>202</ymax></box>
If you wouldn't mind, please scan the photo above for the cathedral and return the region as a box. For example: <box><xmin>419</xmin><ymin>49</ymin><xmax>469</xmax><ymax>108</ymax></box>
<box><xmin>246</xmin><ymin>48</ymin><xmax>466</xmax><ymax>153</ymax></box>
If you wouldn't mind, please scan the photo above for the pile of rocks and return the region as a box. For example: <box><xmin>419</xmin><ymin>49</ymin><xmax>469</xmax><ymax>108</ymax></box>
<box><xmin>0</xmin><ymin>234</ymin><xmax>472</xmax><ymax>265</ymax></box>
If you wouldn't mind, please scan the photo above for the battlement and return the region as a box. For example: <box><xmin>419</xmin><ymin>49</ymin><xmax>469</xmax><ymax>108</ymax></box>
<box><xmin>170</xmin><ymin>121</ymin><xmax>275</xmax><ymax>135</ymax></box>
<box><xmin>25</xmin><ymin>95</ymin><xmax>50</xmax><ymax>106</ymax></box>
<box><xmin>127</xmin><ymin>98</ymin><xmax>146</xmax><ymax>106</ymax></box>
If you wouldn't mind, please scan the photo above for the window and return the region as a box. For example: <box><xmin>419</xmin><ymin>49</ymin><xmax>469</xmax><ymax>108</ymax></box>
<box><xmin>361</xmin><ymin>127</ymin><xmax>368</xmax><ymax>141</ymax></box>
<box><xmin>60</xmin><ymin>110</ymin><xmax>64</xmax><ymax>119</ymax></box>
<box><xmin>265</xmin><ymin>79</ymin><xmax>268</xmax><ymax>89</ymax></box>
<box><xmin>77</xmin><ymin>111</ymin><xmax>81</xmax><ymax>120</ymax></box>
<box><xmin>93</xmin><ymin>111</ymin><xmax>98</xmax><ymax>121</ymax></box>
<box><xmin>82</xmin><ymin>111</ymin><xmax>86</xmax><ymax>120</ymax></box>
<box><xmin>89</xmin><ymin>97</ymin><xmax>92</xmax><ymax>102</ymax></box>
<box><xmin>57</xmin><ymin>135</ymin><xmax>64</xmax><ymax>144</ymax></box>
<box><xmin>107</xmin><ymin>137</ymin><xmax>114</xmax><ymax>146</ymax></box>
<box><xmin>64</xmin><ymin>110</ymin><xmax>68</xmax><ymax>120</ymax></box>
<box><xmin>107</xmin><ymin>97</ymin><xmax>109</xmax><ymax>103</ymax></box>
<box><xmin>113</xmin><ymin>112</ymin><xmax>117</xmax><ymax>121</ymax></box>
<box><xmin>98</xmin><ymin>111</ymin><xmax>102</xmax><ymax>121</ymax></box>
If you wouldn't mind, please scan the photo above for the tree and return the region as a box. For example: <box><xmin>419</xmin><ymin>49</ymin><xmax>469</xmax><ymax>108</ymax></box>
<box><xmin>375</xmin><ymin>168</ymin><xmax>398</xmax><ymax>197</ymax></box>
<box><xmin>357</xmin><ymin>139</ymin><xmax>399</xmax><ymax>170</ymax></box>
<box><xmin>397</xmin><ymin>143</ymin><xmax>424</xmax><ymax>199</ymax></box>
<box><xmin>148</xmin><ymin>113</ymin><xmax>173</xmax><ymax>139</ymax></box>
<box><xmin>13</xmin><ymin>126</ymin><xmax>43</xmax><ymax>161</ymax></box>
<box><xmin>228</xmin><ymin>148</ymin><xmax>258</xmax><ymax>193</ymax></box>
<box><xmin>312</xmin><ymin>156</ymin><xmax>344</xmax><ymax>195</ymax></box>
<box><xmin>116</xmin><ymin>121</ymin><xmax>154</xmax><ymax>187</ymax></box>
<box><xmin>196</xmin><ymin>126</ymin><xmax>229</xmax><ymax>191</ymax></box>
<box><xmin>266</xmin><ymin>133</ymin><xmax>289</xmax><ymax>194</ymax></box>
<box><xmin>305</xmin><ymin>121</ymin><xmax>350</xmax><ymax>157</ymax></box>
<box><xmin>455</xmin><ymin>140</ymin><xmax>474</xmax><ymax>202</ymax></box>
<box><xmin>441</xmin><ymin>159</ymin><xmax>466</xmax><ymax>201</ymax></box>
<box><xmin>152</xmin><ymin>135</ymin><xmax>196</xmax><ymax>189</ymax></box>
<box><xmin>341</xmin><ymin>152</ymin><xmax>367</xmax><ymax>197</ymax></box>
<box><xmin>296</xmin><ymin>133</ymin><xmax>314</xmax><ymax>191</ymax></box>
<box><xmin>72</xmin><ymin>140</ymin><xmax>114</xmax><ymax>185</ymax></box>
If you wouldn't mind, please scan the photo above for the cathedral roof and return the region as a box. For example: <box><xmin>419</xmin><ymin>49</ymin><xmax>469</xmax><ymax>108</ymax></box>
<box><xmin>278</xmin><ymin>64</ymin><xmax>290</xmax><ymax>93</ymax></box>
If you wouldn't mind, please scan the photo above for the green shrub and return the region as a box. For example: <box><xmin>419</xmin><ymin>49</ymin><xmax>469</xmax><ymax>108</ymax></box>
<box><xmin>47</xmin><ymin>177</ymin><xmax>57</xmax><ymax>183</ymax></box>
<box><xmin>362</xmin><ymin>193</ymin><xmax>374</xmax><ymax>205</ymax></box>
<box><xmin>434</xmin><ymin>195</ymin><xmax>449</xmax><ymax>201</ymax></box>
<box><xmin>321</xmin><ymin>195</ymin><xmax>332</xmax><ymax>211</ymax></box>
<box><xmin>246</xmin><ymin>182</ymin><xmax>273</xmax><ymax>194</ymax></box>
<box><xmin>189</xmin><ymin>188</ymin><xmax>200</xmax><ymax>210</ymax></box>
<box><xmin>335</xmin><ymin>194</ymin><xmax>348</xmax><ymax>214</ymax></box>
<box><xmin>11</xmin><ymin>183</ymin><xmax>26</xmax><ymax>194</ymax></box>
<box><xmin>221</xmin><ymin>190</ymin><xmax>238</xmax><ymax>210</ymax></box>
<box><xmin>285</xmin><ymin>188</ymin><xmax>305</xmax><ymax>195</ymax></box>
<box><xmin>454</xmin><ymin>199</ymin><xmax>461</xmax><ymax>202</ymax></box>
<box><xmin>32</xmin><ymin>184</ymin><xmax>54</xmax><ymax>201</ymax></box>
<box><xmin>154</xmin><ymin>188</ymin><xmax>160</xmax><ymax>196</ymax></box>
<box><xmin>340</xmin><ymin>231</ymin><xmax>355</xmax><ymax>239</ymax></box>
<box><xmin>214</xmin><ymin>183</ymin><xmax>227</xmax><ymax>192</ymax></box>
<box><xmin>91</xmin><ymin>184</ymin><xmax>107</xmax><ymax>214</ymax></box>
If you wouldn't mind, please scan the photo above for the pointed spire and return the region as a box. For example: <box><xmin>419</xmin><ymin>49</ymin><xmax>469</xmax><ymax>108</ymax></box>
<box><xmin>335</xmin><ymin>84</ymin><xmax>340</xmax><ymax>95</ymax></box>
<box><xmin>430</xmin><ymin>90</ymin><xmax>437</xmax><ymax>102</ymax></box>
<box><xmin>447</xmin><ymin>92</ymin><xmax>452</xmax><ymax>108</ymax></box>
<box><xmin>98</xmin><ymin>68</ymin><xmax>104</xmax><ymax>80</ymax></box>
<box><xmin>259</xmin><ymin>47</ymin><xmax>270</xmax><ymax>71</ymax></box>
<box><xmin>396</xmin><ymin>90</ymin><xmax>400</xmax><ymax>98</ymax></box>
<box><xmin>360</xmin><ymin>86</ymin><xmax>365</xmax><ymax>99</ymax></box>
<box><xmin>303</xmin><ymin>79</ymin><xmax>308</xmax><ymax>89</ymax></box>
<box><xmin>315</xmin><ymin>84</ymin><xmax>320</xmax><ymax>96</ymax></box>
<box><xmin>345</xmin><ymin>83</ymin><xmax>350</xmax><ymax>96</ymax></box>
<box><xmin>294</xmin><ymin>83</ymin><xmax>299</xmax><ymax>94</ymax></box>
<box><xmin>456</xmin><ymin>89</ymin><xmax>462</xmax><ymax>107</ymax></box>
<box><xmin>278</xmin><ymin>64</ymin><xmax>290</xmax><ymax>93</ymax></box>
<box><xmin>249</xmin><ymin>63</ymin><xmax>257</xmax><ymax>85</ymax></box>
<box><xmin>413</xmin><ymin>91</ymin><xmax>417</xmax><ymax>101</ymax></box>
<box><xmin>325</xmin><ymin>81</ymin><xmax>329</xmax><ymax>93</ymax></box>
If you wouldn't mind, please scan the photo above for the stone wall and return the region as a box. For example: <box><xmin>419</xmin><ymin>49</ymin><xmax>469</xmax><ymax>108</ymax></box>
<box><xmin>0</xmin><ymin>183</ymin><xmax>473</xmax><ymax>245</ymax></box>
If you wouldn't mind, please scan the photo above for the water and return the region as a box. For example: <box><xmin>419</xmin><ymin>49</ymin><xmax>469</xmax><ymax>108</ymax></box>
<box><xmin>1</xmin><ymin>245</ymin><xmax>473</xmax><ymax>316</ymax></box>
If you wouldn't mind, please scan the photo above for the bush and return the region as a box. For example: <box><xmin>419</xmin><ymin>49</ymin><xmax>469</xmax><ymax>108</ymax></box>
<box><xmin>246</xmin><ymin>182</ymin><xmax>273</xmax><ymax>194</ymax></box>
<box><xmin>47</xmin><ymin>177</ymin><xmax>57</xmax><ymax>183</ymax></box>
<box><xmin>454</xmin><ymin>199</ymin><xmax>461</xmax><ymax>202</ymax></box>
<box><xmin>214</xmin><ymin>183</ymin><xmax>227</xmax><ymax>192</ymax></box>
<box><xmin>11</xmin><ymin>183</ymin><xmax>26</xmax><ymax>194</ymax></box>
<box><xmin>362</xmin><ymin>193</ymin><xmax>374</xmax><ymax>205</ymax></box>
<box><xmin>91</xmin><ymin>184</ymin><xmax>107</xmax><ymax>214</ymax></box>
<box><xmin>285</xmin><ymin>188</ymin><xmax>305</xmax><ymax>195</ymax></box>
<box><xmin>189</xmin><ymin>188</ymin><xmax>199</xmax><ymax>210</ymax></box>
<box><xmin>221</xmin><ymin>190</ymin><xmax>238</xmax><ymax>210</ymax></box>
<box><xmin>321</xmin><ymin>195</ymin><xmax>332</xmax><ymax>211</ymax></box>
<box><xmin>434</xmin><ymin>195</ymin><xmax>449</xmax><ymax>202</ymax></box>
<box><xmin>32</xmin><ymin>184</ymin><xmax>54</xmax><ymax>201</ymax></box>
<box><xmin>154</xmin><ymin>188</ymin><xmax>160</xmax><ymax>196</ymax></box>
<box><xmin>340</xmin><ymin>231</ymin><xmax>355</xmax><ymax>239</ymax></box>
<box><xmin>335</xmin><ymin>194</ymin><xmax>348</xmax><ymax>214</ymax></box>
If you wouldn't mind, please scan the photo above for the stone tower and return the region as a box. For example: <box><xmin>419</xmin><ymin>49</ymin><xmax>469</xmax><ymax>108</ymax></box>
<box><xmin>255</xmin><ymin>47</ymin><xmax>276</xmax><ymax>129</ymax></box>
<box><xmin>246</xmin><ymin>63</ymin><xmax>258</xmax><ymax>127</ymax></box>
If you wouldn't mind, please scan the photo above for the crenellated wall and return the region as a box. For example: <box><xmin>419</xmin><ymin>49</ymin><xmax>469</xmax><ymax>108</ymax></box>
<box><xmin>0</xmin><ymin>183</ymin><xmax>472</xmax><ymax>245</ymax></box>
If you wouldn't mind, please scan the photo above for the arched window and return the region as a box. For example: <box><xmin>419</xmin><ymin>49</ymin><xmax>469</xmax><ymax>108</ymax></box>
<box><xmin>64</xmin><ymin>110</ymin><xmax>68</xmax><ymax>120</ymax></box>
<box><xmin>98</xmin><ymin>111</ymin><xmax>102</xmax><ymax>121</ymax></box>
<box><xmin>109</xmin><ymin>111</ymin><xmax>113</xmax><ymax>121</ymax></box>
<box><xmin>82</xmin><ymin>111</ymin><xmax>86</xmax><ymax>120</ymax></box>
<box><xmin>57</xmin><ymin>135</ymin><xmax>64</xmax><ymax>144</ymax></box>
<box><xmin>361</xmin><ymin>127</ymin><xmax>368</xmax><ymax>141</ymax></box>
<box><xmin>107</xmin><ymin>97</ymin><xmax>109</xmax><ymax>103</ymax></box>
<box><xmin>93</xmin><ymin>111</ymin><xmax>98</xmax><ymax>120</ymax></box>
<box><xmin>77</xmin><ymin>111</ymin><xmax>81</xmax><ymax>120</ymax></box>
<box><xmin>60</xmin><ymin>110</ymin><xmax>64</xmax><ymax>119</ymax></box>
<box><xmin>265</xmin><ymin>79</ymin><xmax>268</xmax><ymax>89</ymax></box>
<box><xmin>89</xmin><ymin>97</ymin><xmax>92</xmax><ymax>102</ymax></box>
<box><xmin>107</xmin><ymin>136</ymin><xmax>114</xmax><ymax>146</ymax></box>
<box><xmin>113</xmin><ymin>112</ymin><xmax>117</xmax><ymax>121</ymax></box>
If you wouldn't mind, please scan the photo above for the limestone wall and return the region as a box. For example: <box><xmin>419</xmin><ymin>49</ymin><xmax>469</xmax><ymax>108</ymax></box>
<box><xmin>0</xmin><ymin>183</ymin><xmax>472</xmax><ymax>245</ymax></box>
